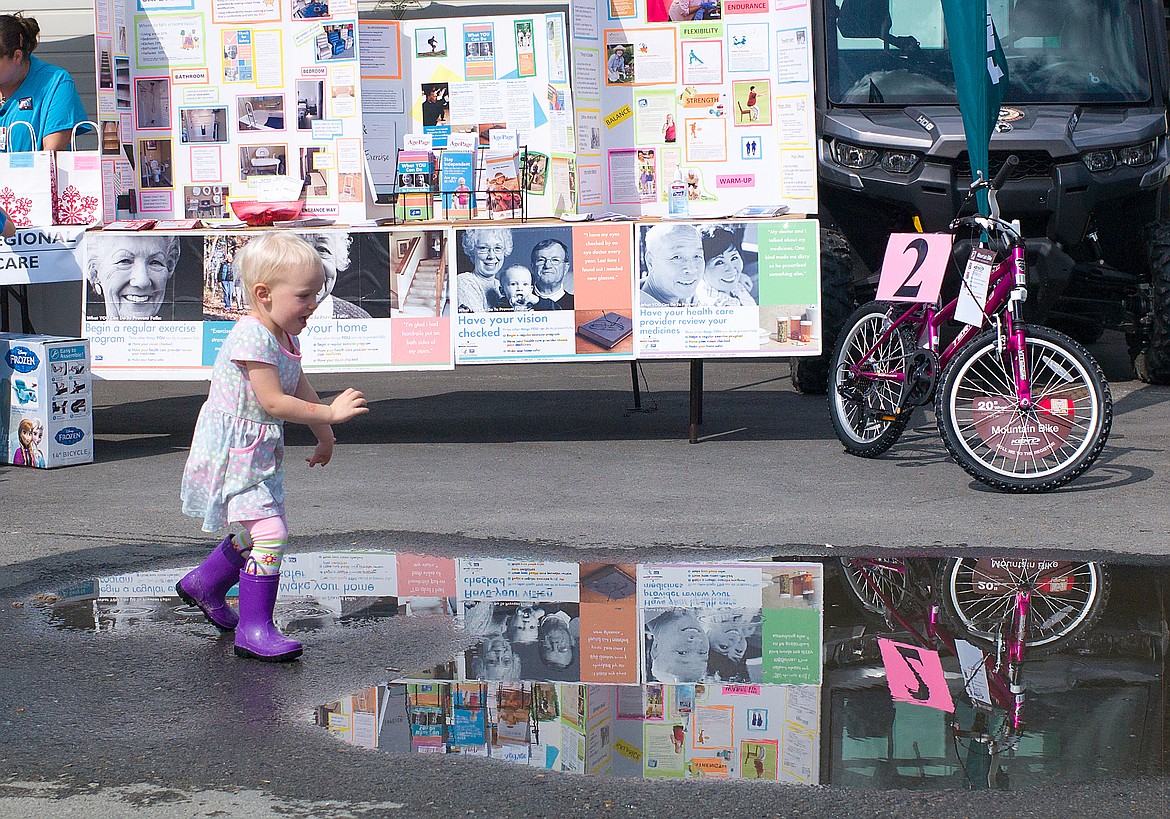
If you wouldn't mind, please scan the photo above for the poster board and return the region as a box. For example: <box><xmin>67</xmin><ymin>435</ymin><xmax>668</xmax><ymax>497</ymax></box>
<box><xmin>81</xmin><ymin>227</ymin><xmax>454</xmax><ymax>378</ymax></box>
<box><xmin>634</xmin><ymin>217</ymin><xmax>822</xmax><ymax>358</ymax></box>
<box><xmin>359</xmin><ymin>13</ymin><xmax>575</xmax><ymax>218</ymax></box>
<box><xmin>573</xmin><ymin>0</ymin><xmax>817</xmax><ymax>217</ymax></box>
<box><xmin>452</xmin><ymin>222</ymin><xmax>636</xmax><ymax>364</ymax></box>
<box><xmin>93</xmin><ymin>0</ymin><xmax>368</xmax><ymax>223</ymax></box>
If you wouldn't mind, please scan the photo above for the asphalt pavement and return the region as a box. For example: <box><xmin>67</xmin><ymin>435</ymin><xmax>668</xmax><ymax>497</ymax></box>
<box><xmin>0</xmin><ymin>333</ymin><xmax>1166</xmax><ymax>817</ymax></box>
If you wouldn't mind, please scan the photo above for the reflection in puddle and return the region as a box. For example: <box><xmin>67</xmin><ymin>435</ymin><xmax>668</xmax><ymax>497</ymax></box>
<box><xmin>42</xmin><ymin>552</ymin><xmax>1167</xmax><ymax>788</ymax></box>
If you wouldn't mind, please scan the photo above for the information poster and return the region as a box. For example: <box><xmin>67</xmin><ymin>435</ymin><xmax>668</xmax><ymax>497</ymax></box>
<box><xmin>359</xmin><ymin>13</ymin><xmax>575</xmax><ymax>217</ymax></box>
<box><xmin>93</xmin><ymin>0</ymin><xmax>367</xmax><ymax>222</ymax></box>
<box><xmin>578</xmin><ymin>2</ymin><xmax>817</xmax><ymax>216</ymax></box>
<box><xmin>81</xmin><ymin>228</ymin><xmax>454</xmax><ymax>378</ymax></box>
<box><xmin>453</xmin><ymin>222</ymin><xmax>635</xmax><ymax>364</ymax></box>
<box><xmin>634</xmin><ymin>218</ymin><xmax>821</xmax><ymax>358</ymax></box>
<box><xmin>637</xmin><ymin>561</ymin><xmax>822</xmax><ymax>687</ymax></box>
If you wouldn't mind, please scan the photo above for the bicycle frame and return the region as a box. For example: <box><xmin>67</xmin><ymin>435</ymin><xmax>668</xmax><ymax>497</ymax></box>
<box><xmin>846</xmin><ymin>557</ymin><xmax>1027</xmax><ymax>734</ymax></box>
<box><xmin>846</xmin><ymin>240</ymin><xmax>1033</xmax><ymax>407</ymax></box>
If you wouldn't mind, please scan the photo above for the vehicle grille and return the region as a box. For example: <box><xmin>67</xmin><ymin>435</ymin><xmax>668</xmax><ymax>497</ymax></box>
<box><xmin>955</xmin><ymin>151</ymin><xmax>1055</xmax><ymax>182</ymax></box>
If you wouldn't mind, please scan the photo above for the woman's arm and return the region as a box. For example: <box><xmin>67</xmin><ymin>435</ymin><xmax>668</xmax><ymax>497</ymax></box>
<box><xmin>0</xmin><ymin>206</ymin><xmax>13</xmax><ymax>238</ymax></box>
<box><xmin>41</xmin><ymin>130</ymin><xmax>73</xmax><ymax>151</ymax></box>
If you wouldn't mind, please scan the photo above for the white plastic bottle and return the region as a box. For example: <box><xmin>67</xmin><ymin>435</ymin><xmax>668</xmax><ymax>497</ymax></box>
<box><xmin>668</xmin><ymin>172</ymin><xmax>689</xmax><ymax>216</ymax></box>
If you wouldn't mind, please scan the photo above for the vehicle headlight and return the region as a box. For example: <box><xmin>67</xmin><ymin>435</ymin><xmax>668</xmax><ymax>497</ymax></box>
<box><xmin>834</xmin><ymin>141</ymin><xmax>879</xmax><ymax>169</ymax></box>
<box><xmin>1118</xmin><ymin>139</ymin><xmax>1157</xmax><ymax>167</ymax></box>
<box><xmin>881</xmin><ymin>151</ymin><xmax>920</xmax><ymax>174</ymax></box>
<box><xmin>1081</xmin><ymin>150</ymin><xmax>1116</xmax><ymax>172</ymax></box>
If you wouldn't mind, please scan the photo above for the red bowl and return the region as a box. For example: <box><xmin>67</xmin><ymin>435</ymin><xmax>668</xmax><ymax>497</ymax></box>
<box><xmin>229</xmin><ymin>199</ymin><xmax>305</xmax><ymax>226</ymax></box>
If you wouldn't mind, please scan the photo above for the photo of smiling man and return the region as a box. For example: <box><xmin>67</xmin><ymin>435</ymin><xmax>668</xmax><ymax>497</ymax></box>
<box><xmin>638</xmin><ymin>223</ymin><xmax>705</xmax><ymax>307</ymax></box>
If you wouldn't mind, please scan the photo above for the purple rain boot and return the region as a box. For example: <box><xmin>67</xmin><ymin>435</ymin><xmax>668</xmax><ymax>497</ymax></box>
<box><xmin>176</xmin><ymin>534</ymin><xmax>246</xmax><ymax>630</ymax></box>
<box><xmin>233</xmin><ymin>571</ymin><xmax>303</xmax><ymax>662</ymax></box>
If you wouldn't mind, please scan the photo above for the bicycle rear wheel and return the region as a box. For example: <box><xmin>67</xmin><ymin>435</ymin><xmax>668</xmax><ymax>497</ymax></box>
<box><xmin>935</xmin><ymin>325</ymin><xmax>1112</xmax><ymax>491</ymax></box>
<box><xmin>829</xmin><ymin>302</ymin><xmax>914</xmax><ymax>457</ymax></box>
<box><xmin>941</xmin><ymin>557</ymin><xmax>1110</xmax><ymax>652</ymax></box>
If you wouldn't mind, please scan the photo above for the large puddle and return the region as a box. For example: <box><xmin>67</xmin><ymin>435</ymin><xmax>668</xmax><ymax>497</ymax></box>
<box><xmin>44</xmin><ymin>551</ymin><xmax>1167</xmax><ymax>789</ymax></box>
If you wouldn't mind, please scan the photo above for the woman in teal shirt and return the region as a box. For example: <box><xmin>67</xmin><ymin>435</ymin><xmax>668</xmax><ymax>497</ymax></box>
<box><xmin>0</xmin><ymin>14</ymin><xmax>89</xmax><ymax>152</ymax></box>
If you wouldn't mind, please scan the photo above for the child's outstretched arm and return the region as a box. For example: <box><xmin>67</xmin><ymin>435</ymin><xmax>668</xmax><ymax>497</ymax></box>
<box><xmin>245</xmin><ymin>362</ymin><xmax>368</xmax><ymax>467</ymax></box>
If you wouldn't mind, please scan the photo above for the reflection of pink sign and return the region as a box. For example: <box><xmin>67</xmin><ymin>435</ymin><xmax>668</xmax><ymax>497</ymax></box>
<box><xmin>878</xmin><ymin>638</ymin><xmax>954</xmax><ymax>712</ymax></box>
<box><xmin>970</xmin><ymin>395</ymin><xmax>1074</xmax><ymax>460</ymax></box>
<box><xmin>877</xmin><ymin>233</ymin><xmax>953</xmax><ymax>304</ymax></box>
<box><xmin>397</xmin><ymin>553</ymin><xmax>456</xmax><ymax>597</ymax></box>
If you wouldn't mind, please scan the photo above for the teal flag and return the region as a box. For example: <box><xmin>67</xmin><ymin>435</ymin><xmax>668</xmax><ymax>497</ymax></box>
<box><xmin>941</xmin><ymin>1</ymin><xmax>1009</xmax><ymax>215</ymax></box>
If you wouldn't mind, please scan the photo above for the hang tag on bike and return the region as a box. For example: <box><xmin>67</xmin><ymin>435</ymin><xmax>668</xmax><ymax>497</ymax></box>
<box><xmin>954</xmin><ymin>639</ymin><xmax>993</xmax><ymax>709</ymax></box>
<box><xmin>955</xmin><ymin>247</ymin><xmax>995</xmax><ymax>327</ymax></box>
<box><xmin>876</xmin><ymin>233</ymin><xmax>952</xmax><ymax>304</ymax></box>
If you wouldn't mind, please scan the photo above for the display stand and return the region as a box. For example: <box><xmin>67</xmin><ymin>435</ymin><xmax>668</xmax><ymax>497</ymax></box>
<box><xmin>0</xmin><ymin>285</ymin><xmax>34</xmax><ymax>333</ymax></box>
<box><xmin>389</xmin><ymin>146</ymin><xmax>530</xmax><ymax>225</ymax></box>
<box><xmin>689</xmin><ymin>359</ymin><xmax>704</xmax><ymax>444</ymax></box>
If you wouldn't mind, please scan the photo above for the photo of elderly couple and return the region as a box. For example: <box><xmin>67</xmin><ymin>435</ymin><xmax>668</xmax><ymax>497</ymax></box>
<box><xmin>454</xmin><ymin>226</ymin><xmax>575</xmax><ymax>313</ymax></box>
<box><xmin>642</xmin><ymin>607</ymin><xmax>763</xmax><ymax>684</ymax></box>
<box><xmin>461</xmin><ymin>600</ymin><xmax>582</xmax><ymax>682</ymax></box>
<box><xmin>637</xmin><ymin>222</ymin><xmax>760</xmax><ymax>308</ymax></box>
<box><xmin>83</xmin><ymin>232</ymin><xmax>392</xmax><ymax>322</ymax></box>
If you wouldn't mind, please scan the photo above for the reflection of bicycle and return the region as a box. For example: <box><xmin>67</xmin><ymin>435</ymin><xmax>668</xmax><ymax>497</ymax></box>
<box><xmin>829</xmin><ymin>157</ymin><xmax>1113</xmax><ymax>491</ymax></box>
<box><xmin>838</xmin><ymin>555</ymin><xmax>1110</xmax><ymax>786</ymax></box>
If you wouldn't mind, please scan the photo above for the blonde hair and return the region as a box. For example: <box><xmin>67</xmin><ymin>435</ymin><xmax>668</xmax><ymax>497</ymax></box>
<box><xmin>234</xmin><ymin>232</ymin><xmax>324</xmax><ymax>309</ymax></box>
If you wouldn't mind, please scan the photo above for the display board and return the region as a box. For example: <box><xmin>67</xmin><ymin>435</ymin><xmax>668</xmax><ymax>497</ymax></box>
<box><xmin>358</xmin><ymin>13</ymin><xmax>575</xmax><ymax>219</ymax></box>
<box><xmin>93</xmin><ymin>0</ymin><xmax>368</xmax><ymax>223</ymax></box>
<box><xmin>571</xmin><ymin>0</ymin><xmax>817</xmax><ymax>217</ymax></box>
<box><xmin>81</xmin><ymin>227</ymin><xmax>453</xmax><ymax>379</ymax></box>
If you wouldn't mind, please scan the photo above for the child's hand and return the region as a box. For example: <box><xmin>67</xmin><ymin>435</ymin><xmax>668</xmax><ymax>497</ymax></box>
<box><xmin>329</xmin><ymin>388</ymin><xmax>369</xmax><ymax>424</ymax></box>
<box><xmin>307</xmin><ymin>437</ymin><xmax>334</xmax><ymax>467</ymax></box>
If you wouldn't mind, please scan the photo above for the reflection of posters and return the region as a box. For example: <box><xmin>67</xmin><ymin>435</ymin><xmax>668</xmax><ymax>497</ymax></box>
<box><xmin>692</xmin><ymin>705</ymin><xmax>733</xmax><ymax>750</ymax></box>
<box><xmin>464</xmin><ymin>23</ymin><xmax>496</xmax><ymax>80</ymax></box>
<box><xmin>727</xmin><ymin>22</ymin><xmax>769</xmax><ymax>72</ymax></box>
<box><xmin>636</xmin><ymin>562</ymin><xmax>823</xmax><ymax>685</ymax></box>
<box><xmin>680</xmin><ymin>39</ymin><xmax>722</xmax><ymax>85</ymax></box>
<box><xmin>515</xmin><ymin>20</ymin><xmax>536</xmax><ymax>77</ymax></box>
<box><xmin>776</xmin><ymin>27</ymin><xmax>810</xmax><ymax>83</ymax></box>
<box><xmin>740</xmin><ymin>739</ymin><xmax>779</xmax><ymax>780</ymax></box>
<box><xmin>643</xmin><ymin>723</ymin><xmax>686</xmax><ymax>778</ymax></box>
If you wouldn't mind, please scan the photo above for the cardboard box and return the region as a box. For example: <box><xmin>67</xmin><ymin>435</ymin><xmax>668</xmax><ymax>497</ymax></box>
<box><xmin>1</xmin><ymin>334</ymin><xmax>93</xmax><ymax>468</ymax></box>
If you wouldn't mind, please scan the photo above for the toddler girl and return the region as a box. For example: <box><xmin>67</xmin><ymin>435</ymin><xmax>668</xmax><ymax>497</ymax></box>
<box><xmin>176</xmin><ymin>232</ymin><xmax>368</xmax><ymax>662</ymax></box>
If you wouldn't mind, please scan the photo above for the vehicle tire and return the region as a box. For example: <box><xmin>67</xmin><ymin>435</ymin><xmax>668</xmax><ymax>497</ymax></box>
<box><xmin>935</xmin><ymin>325</ymin><xmax>1112</xmax><ymax>492</ymax></box>
<box><xmin>791</xmin><ymin>227</ymin><xmax>857</xmax><ymax>394</ymax></box>
<box><xmin>838</xmin><ymin>557</ymin><xmax>912</xmax><ymax>623</ymax></box>
<box><xmin>941</xmin><ymin>557</ymin><xmax>1110</xmax><ymax>653</ymax></box>
<box><xmin>829</xmin><ymin>302</ymin><xmax>913</xmax><ymax>457</ymax></box>
<box><xmin>1134</xmin><ymin>221</ymin><xmax>1170</xmax><ymax>384</ymax></box>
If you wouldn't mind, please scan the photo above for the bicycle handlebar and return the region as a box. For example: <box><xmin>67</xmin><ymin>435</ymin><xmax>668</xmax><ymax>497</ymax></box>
<box><xmin>948</xmin><ymin>212</ymin><xmax>1022</xmax><ymax>241</ymax></box>
<box><xmin>990</xmin><ymin>155</ymin><xmax>1019</xmax><ymax>193</ymax></box>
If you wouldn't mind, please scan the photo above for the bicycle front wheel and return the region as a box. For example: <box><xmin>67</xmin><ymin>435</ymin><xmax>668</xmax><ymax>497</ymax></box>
<box><xmin>941</xmin><ymin>557</ymin><xmax>1110</xmax><ymax>652</ymax></box>
<box><xmin>829</xmin><ymin>302</ymin><xmax>914</xmax><ymax>457</ymax></box>
<box><xmin>936</xmin><ymin>325</ymin><xmax>1112</xmax><ymax>491</ymax></box>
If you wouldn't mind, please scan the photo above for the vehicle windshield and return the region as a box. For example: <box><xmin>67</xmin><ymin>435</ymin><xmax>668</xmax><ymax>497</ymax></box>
<box><xmin>826</xmin><ymin>0</ymin><xmax>1152</xmax><ymax>105</ymax></box>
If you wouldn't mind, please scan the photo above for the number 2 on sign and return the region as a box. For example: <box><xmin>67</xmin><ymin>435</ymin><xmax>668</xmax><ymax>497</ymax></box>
<box><xmin>876</xmin><ymin>233</ymin><xmax>954</xmax><ymax>304</ymax></box>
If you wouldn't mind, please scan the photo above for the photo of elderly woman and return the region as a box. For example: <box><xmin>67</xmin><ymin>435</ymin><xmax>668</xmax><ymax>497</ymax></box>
<box><xmin>85</xmin><ymin>234</ymin><xmax>204</xmax><ymax>321</ymax></box>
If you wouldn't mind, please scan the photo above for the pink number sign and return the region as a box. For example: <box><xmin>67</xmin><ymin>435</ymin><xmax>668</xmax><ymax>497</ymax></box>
<box><xmin>876</xmin><ymin>233</ymin><xmax>954</xmax><ymax>303</ymax></box>
<box><xmin>877</xmin><ymin>637</ymin><xmax>955</xmax><ymax>712</ymax></box>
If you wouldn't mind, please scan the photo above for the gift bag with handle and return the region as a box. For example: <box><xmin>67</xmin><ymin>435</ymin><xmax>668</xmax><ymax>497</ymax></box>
<box><xmin>53</xmin><ymin>121</ymin><xmax>102</xmax><ymax>225</ymax></box>
<box><xmin>0</xmin><ymin>122</ymin><xmax>56</xmax><ymax>228</ymax></box>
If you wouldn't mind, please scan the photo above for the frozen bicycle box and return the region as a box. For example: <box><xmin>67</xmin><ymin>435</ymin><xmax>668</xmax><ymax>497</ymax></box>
<box><xmin>1</xmin><ymin>333</ymin><xmax>93</xmax><ymax>468</ymax></box>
